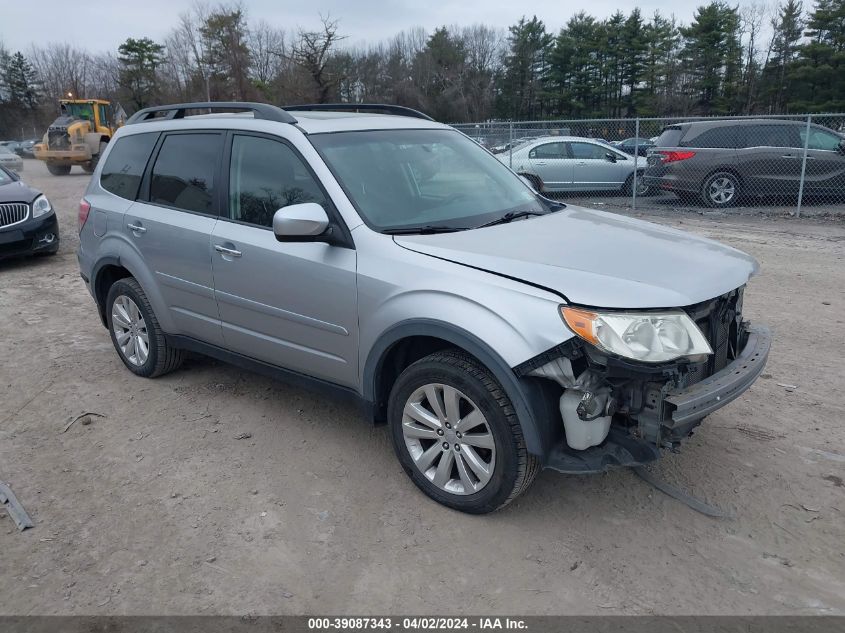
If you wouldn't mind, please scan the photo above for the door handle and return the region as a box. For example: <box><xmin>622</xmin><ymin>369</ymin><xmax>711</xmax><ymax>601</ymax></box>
<box><xmin>535</xmin><ymin>161</ymin><xmax>547</xmax><ymax>165</ymax></box>
<box><xmin>127</xmin><ymin>223</ymin><xmax>146</xmax><ymax>234</ymax></box>
<box><xmin>214</xmin><ymin>244</ymin><xmax>242</xmax><ymax>257</ymax></box>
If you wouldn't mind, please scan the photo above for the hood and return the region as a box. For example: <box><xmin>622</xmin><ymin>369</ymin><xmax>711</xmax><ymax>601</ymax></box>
<box><xmin>394</xmin><ymin>206</ymin><xmax>758</xmax><ymax>309</ymax></box>
<box><xmin>0</xmin><ymin>179</ymin><xmax>40</xmax><ymax>205</ymax></box>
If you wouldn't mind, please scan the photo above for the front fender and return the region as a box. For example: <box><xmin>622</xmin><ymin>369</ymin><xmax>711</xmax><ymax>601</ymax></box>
<box><xmin>362</xmin><ymin>319</ymin><xmax>559</xmax><ymax>458</ymax></box>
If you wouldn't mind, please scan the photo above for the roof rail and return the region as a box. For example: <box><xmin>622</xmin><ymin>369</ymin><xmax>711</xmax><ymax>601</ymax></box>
<box><xmin>126</xmin><ymin>102</ymin><xmax>298</xmax><ymax>125</ymax></box>
<box><xmin>283</xmin><ymin>103</ymin><xmax>434</xmax><ymax>121</ymax></box>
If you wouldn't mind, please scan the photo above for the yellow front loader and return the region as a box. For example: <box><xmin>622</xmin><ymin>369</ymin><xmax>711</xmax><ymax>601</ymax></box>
<box><xmin>34</xmin><ymin>99</ymin><xmax>120</xmax><ymax>175</ymax></box>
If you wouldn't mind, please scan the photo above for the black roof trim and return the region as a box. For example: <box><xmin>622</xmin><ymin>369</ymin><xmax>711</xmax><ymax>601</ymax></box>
<box><xmin>283</xmin><ymin>103</ymin><xmax>434</xmax><ymax>121</ymax></box>
<box><xmin>126</xmin><ymin>102</ymin><xmax>298</xmax><ymax>125</ymax></box>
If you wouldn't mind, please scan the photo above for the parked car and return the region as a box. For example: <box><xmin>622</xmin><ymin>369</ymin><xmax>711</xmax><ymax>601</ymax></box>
<box><xmin>0</xmin><ymin>145</ymin><xmax>24</xmax><ymax>173</ymax></box>
<box><xmin>77</xmin><ymin>102</ymin><xmax>770</xmax><ymax>514</ymax></box>
<box><xmin>0</xmin><ymin>166</ymin><xmax>60</xmax><ymax>259</ymax></box>
<box><xmin>18</xmin><ymin>139</ymin><xmax>38</xmax><ymax>158</ymax></box>
<box><xmin>613</xmin><ymin>137</ymin><xmax>655</xmax><ymax>157</ymax></box>
<box><xmin>644</xmin><ymin>119</ymin><xmax>845</xmax><ymax>207</ymax></box>
<box><xmin>500</xmin><ymin>136</ymin><xmax>649</xmax><ymax>195</ymax></box>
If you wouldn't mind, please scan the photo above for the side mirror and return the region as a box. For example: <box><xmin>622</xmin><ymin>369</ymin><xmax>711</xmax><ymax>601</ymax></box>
<box><xmin>272</xmin><ymin>203</ymin><xmax>331</xmax><ymax>243</ymax></box>
<box><xmin>605</xmin><ymin>152</ymin><xmax>617</xmax><ymax>163</ymax></box>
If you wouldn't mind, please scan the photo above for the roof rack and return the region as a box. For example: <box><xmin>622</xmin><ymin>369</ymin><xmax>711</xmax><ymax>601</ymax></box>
<box><xmin>283</xmin><ymin>103</ymin><xmax>434</xmax><ymax>121</ymax></box>
<box><xmin>126</xmin><ymin>102</ymin><xmax>298</xmax><ymax>125</ymax></box>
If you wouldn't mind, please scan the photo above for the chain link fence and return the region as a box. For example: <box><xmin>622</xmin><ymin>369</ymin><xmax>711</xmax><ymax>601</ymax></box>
<box><xmin>452</xmin><ymin>114</ymin><xmax>845</xmax><ymax>217</ymax></box>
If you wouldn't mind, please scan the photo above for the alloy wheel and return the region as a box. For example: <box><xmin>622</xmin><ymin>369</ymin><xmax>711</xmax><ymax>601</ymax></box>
<box><xmin>708</xmin><ymin>176</ymin><xmax>736</xmax><ymax>205</ymax></box>
<box><xmin>401</xmin><ymin>383</ymin><xmax>496</xmax><ymax>495</ymax></box>
<box><xmin>111</xmin><ymin>295</ymin><xmax>149</xmax><ymax>366</ymax></box>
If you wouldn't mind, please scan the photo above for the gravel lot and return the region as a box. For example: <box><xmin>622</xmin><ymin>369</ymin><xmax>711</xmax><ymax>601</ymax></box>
<box><xmin>1</xmin><ymin>159</ymin><xmax>844</xmax><ymax>615</ymax></box>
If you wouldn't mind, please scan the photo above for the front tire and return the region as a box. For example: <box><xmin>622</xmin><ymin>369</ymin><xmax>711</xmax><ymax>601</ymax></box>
<box><xmin>46</xmin><ymin>163</ymin><xmax>71</xmax><ymax>176</ymax></box>
<box><xmin>106</xmin><ymin>278</ymin><xmax>184</xmax><ymax>378</ymax></box>
<box><xmin>701</xmin><ymin>171</ymin><xmax>740</xmax><ymax>208</ymax></box>
<box><xmin>388</xmin><ymin>350</ymin><xmax>539</xmax><ymax>514</ymax></box>
<box><xmin>623</xmin><ymin>172</ymin><xmax>651</xmax><ymax>196</ymax></box>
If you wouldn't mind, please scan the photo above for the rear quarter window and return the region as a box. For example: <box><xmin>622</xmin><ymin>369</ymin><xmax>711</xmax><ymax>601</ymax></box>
<box><xmin>100</xmin><ymin>133</ymin><xmax>158</xmax><ymax>200</ymax></box>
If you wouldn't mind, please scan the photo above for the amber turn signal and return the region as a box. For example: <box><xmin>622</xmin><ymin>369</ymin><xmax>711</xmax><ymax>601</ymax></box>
<box><xmin>560</xmin><ymin>306</ymin><xmax>599</xmax><ymax>345</ymax></box>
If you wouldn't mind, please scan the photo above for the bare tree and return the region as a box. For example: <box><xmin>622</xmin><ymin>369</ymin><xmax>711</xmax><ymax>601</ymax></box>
<box><xmin>290</xmin><ymin>15</ymin><xmax>347</xmax><ymax>102</ymax></box>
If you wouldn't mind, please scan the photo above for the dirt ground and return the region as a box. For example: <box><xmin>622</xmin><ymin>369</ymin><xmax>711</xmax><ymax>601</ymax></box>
<box><xmin>1</xmin><ymin>159</ymin><xmax>844</xmax><ymax>616</ymax></box>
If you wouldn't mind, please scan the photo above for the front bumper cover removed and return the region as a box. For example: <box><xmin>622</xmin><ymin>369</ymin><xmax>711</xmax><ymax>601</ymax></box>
<box><xmin>543</xmin><ymin>324</ymin><xmax>771</xmax><ymax>474</ymax></box>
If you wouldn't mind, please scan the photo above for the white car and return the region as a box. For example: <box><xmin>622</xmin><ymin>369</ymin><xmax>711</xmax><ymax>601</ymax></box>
<box><xmin>499</xmin><ymin>136</ymin><xmax>648</xmax><ymax>195</ymax></box>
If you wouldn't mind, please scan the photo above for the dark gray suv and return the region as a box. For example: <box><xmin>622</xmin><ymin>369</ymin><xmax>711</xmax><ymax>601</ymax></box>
<box><xmin>644</xmin><ymin>119</ymin><xmax>845</xmax><ymax>207</ymax></box>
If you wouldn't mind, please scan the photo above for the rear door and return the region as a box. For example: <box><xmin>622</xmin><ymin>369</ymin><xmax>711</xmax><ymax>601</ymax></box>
<box><xmin>520</xmin><ymin>142</ymin><xmax>572</xmax><ymax>190</ymax></box>
<box><xmin>738</xmin><ymin>124</ymin><xmax>803</xmax><ymax>197</ymax></box>
<box><xmin>210</xmin><ymin>132</ymin><xmax>358</xmax><ymax>387</ymax></box>
<box><xmin>125</xmin><ymin>132</ymin><xmax>224</xmax><ymax>345</ymax></box>
<box><xmin>568</xmin><ymin>141</ymin><xmax>629</xmax><ymax>190</ymax></box>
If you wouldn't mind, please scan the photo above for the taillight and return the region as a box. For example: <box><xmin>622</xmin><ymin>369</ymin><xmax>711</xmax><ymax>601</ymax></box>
<box><xmin>659</xmin><ymin>150</ymin><xmax>696</xmax><ymax>164</ymax></box>
<box><xmin>78</xmin><ymin>198</ymin><xmax>91</xmax><ymax>231</ymax></box>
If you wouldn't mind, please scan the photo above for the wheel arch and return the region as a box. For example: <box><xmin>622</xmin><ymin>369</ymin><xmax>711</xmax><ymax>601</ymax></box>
<box><xmin>363</xmin><ymin>320</ymin><xmax>556</xmax><ymax>458</ymax></box>
<box><xmin>91</xmin><ymin>252</ymin><xmax>174</xmax><ymax>332</ymax></box>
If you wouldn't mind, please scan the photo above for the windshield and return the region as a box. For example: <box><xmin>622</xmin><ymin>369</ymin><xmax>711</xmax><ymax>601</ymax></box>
<box><xmin>0</xmin><ymin>167</ymin><xmax>13</xmax><ymax>183</ymax></box>
<box><xmin>63</xmin><ymin>102</ymin><xmax>95</xmax><ymax>120</ymax></box>
<box><xmin>310</xmin><ymin>129</ymin><xmax>546</xmax><ymax>232</ymax></box>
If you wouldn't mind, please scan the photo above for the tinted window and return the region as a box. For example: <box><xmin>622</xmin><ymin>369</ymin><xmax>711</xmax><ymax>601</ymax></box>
<box><xmin>229</xmin><ymin>135</ymin><xmax>327</xmax><ymax>228</ymax></box>
<box><xmin>150</xmin><ymin>134</ymin><xmax>220</xmax><ymax>214</ymax></box>
<box><xmin>100</xmin><ymin>133</ymin><xmax>157</xmax><ymax>200</ymax></box>
<box><xmin>569</xmin><ymin>142</ymin><xmax>613</xmax><ymax>160</ymax></box>
<box><xmin>744</xmin><ymin>125</ymin><xmax>798</xmax><ymax>148</ymax></box>
<box><xmin>530</xmin><ymin>142</ymin><xmax>566</xmax><ymax>159</ymax></box>
<box><xmin>682</xmin><ymin>127</ymin><xmax>738</xmax><ymax>148</ymax></box>
<box><xmin>801</xmin><ymin>126</ymin><xmax>843</xmax><ymax>151</ymax></box>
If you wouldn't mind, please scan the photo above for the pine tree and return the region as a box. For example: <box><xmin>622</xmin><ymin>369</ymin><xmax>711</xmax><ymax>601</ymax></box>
<box><xmin>2</xmin><ymin>51</ymin><xmax>39</xmax><ymax>109</ymax></box>
<box><xmin>118</xmin><ymin>37</ymin><xmax>165</xmax><ymax>110</ymax></box>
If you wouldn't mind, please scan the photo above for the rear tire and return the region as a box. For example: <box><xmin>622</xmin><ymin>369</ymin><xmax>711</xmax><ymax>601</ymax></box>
<box><xmin>623</xmin><ymin>172</ymin><xmax>651</xmax><ymax>196</ymax></box>
<box><xmin>701</xmin><ymin>171</ymin><xmax>740</xmax><ymax>208</ymax></box>
<box><xmin>46</xmin><ymin>163</ymin><xmax>71</xmax><ymax>176</ymax></box>
<box><xmin>388</xmin><ymin>350</ymin><xmax>540</xmax><ymax>514</ymax></box>
<box><xmin>106</xmin><ymin>278</ymin><xmax>184</xmax><ymax>378</ymax></box>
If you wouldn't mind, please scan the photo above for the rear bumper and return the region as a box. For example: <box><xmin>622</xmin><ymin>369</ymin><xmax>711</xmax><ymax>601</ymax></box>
<box><xmin>664</xmin><ymin>324</ymin><xmax>771</xmax><ymax>426</ymax></box>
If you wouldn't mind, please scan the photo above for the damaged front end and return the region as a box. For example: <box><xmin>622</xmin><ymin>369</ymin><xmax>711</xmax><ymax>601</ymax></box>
<box><xmin>515</xmin><ymin>288</ymin><xmax>772</xmax><ymax>474</ymax></box>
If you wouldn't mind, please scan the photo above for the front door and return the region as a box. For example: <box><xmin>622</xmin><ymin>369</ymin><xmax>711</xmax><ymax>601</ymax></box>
<box><xmin>210</xmin><ymin>132</ymin><xmax>358</xmax><ymax>387</ymax></box>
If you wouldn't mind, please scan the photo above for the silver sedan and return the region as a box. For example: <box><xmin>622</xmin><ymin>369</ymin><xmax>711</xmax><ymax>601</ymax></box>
<box><xmin>0</xmin><ymin>146</ymin><xmax>24</xmax><ymax>173</ymax></box>
<box><xmin>498</xmin><ymin>136</ymin><xmax>647</xmax><ymax>195</ymax></box>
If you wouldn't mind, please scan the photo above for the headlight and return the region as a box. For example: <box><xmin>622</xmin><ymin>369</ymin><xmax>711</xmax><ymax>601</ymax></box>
<box><xmin>561</xmin><ymin>306</ymin><xmax>712</xmax><ymax>363</ymax></box>
<box><xmin>32</xmin><ymin>195</ymin><xmax>53</xmax><ymax>218</ymax></box>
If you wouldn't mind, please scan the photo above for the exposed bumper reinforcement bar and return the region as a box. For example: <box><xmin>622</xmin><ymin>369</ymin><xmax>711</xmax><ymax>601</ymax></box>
<box><xmin>665</xmin><ymin>324</ymin><xmax>772</xmax><ymax>426</ymax></box>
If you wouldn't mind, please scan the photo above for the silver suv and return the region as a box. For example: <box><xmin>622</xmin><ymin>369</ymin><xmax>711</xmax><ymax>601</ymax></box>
<box><xmin>77</xmin><ymin>102</ymin><xmax>771</xmax><ymax>514</ymax></box>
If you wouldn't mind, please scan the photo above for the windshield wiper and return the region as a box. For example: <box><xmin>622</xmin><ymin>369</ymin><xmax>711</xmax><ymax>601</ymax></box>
<box><xmin>475</xmin><ymin>209</ymin><xmax>547</xmax><ymax>229</ymax></box>
<box><xmin>382</xmin><ymin>225</ymin><xmax>469</xmax><ymax>235</ymax></box>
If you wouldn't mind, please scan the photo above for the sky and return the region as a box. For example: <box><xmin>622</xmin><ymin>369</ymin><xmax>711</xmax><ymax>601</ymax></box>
<box><xmin>1</xmin><ymin>0</ymin><xmax>705</xmax><ymax>54</ymax></box>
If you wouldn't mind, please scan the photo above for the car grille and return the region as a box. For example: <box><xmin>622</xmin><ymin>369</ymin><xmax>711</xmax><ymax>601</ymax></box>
<box><xmin>48</xmin><ymin>130</ymin><xmax>70</xmax><ymax>149</ymax></box>
<box><xmin>0</xmin><ymin>203</ymin><xmax>29</xmax><ymax>228</ymax></box>
<box><xmin>683</xmin><ymin>288</ymin><xmax>744</xmax><ymax>384</ymax></box>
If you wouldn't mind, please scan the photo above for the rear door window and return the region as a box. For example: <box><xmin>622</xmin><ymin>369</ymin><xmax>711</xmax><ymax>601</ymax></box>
<box><xmin>744</xmin><ymin>125</ymin><xmax>800</xmax><ymax>149</ymax></box>
<box><xmin>100</xmin><ymin>133</ymin><xmax>158</xmax><ymax>200</ymax></box>
<box><xmin>149</xmin><ymin>133</ymin><xmax>221</xmax><ymax>215</ymax></box>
